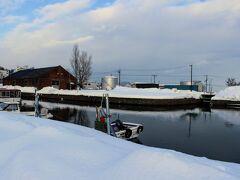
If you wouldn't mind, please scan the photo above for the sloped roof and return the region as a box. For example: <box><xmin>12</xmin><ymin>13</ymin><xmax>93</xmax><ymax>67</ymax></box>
<box><xmin>5</xmin><ymin>66</ymin><xmax>59</xmax><ymax>79</ymax></box>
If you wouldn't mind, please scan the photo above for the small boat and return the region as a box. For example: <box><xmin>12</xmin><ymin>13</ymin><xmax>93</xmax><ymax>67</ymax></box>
<box><xmin>0</xmin><ymin>88</ymin><xmax>21</xmax><ymax>103</ymax></box>
<box><xmin>0</xmin><ymin>102</ymin><xmax>53</xmax><ymax>119</ymax></box>
<box><xmin>96</xmin><ymin>94</ymin><xmax>144</xmax><ymax>140</ymax></box>
<box><xmin>111</xmin><ymin>119</ymin><xmax>144</xmax><ymax>139</ymax></box>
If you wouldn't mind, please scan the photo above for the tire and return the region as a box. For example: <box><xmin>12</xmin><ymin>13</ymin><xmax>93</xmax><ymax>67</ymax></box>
<box><xmin>137</xmin><ymin>126</ymin><xmax>144</xmax><ymax>133</ymax></box>
<box><xmin>125</xmin><ymin>128</ymin><xmax>132</xmax><ymax>139</ymax></box>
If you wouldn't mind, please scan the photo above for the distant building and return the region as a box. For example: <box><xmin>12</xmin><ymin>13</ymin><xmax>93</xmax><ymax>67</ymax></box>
<box><xmin>131</xmin><ymin>82</ymin><xmax>159</xmax><ymax>89</ymax></box>
<box><xmin>83</xmin><ymin>82</ymin><xmax>99</xmax><ymax>90</ymax></box>
<box><xmin>160</xmin><ymin>81</ymin><xmax>204</xmax><ymax>92</ymax></box>
<box><xmin>3</xmin><ymin>65</ymin><xmax>76</xmax><ymax>90</ymax></box>
<box><xmin>0</xmin><ymin>69</ymin><xmax>9</xmax><ymax>85</ymax></box>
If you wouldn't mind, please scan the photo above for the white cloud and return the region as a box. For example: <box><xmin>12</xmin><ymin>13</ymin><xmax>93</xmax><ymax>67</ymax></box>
<box><xmin>0</xmin><ymin>0</ymin><xmax>25</xmax><ymax>14</ymax></box>
<box><xmin>1</xmin><ymin>0</ymin><xmax>240</xmax><ymax>89</ymax></box>
<box><xmin>35</xmin><ymin>0</ymin><xmax>90</xmax><ymax>22</ymax></box>
<box><xmin>0</xmin><ymin>15</ymin><xmax>25</xmax><ymax>24</ymax></box>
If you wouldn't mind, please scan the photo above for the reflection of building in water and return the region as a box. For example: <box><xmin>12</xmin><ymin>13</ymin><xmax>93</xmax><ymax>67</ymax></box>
<box><xmin>51</xmin><ymin>108</ymin><xmax>90</xmax><ymax>127</ymax></box>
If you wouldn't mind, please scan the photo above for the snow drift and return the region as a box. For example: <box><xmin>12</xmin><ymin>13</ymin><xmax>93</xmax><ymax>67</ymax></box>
<box><xmin>0</xmin><ymin>112</ymin><xmax>239</xmax><ymax>180</ymax></box>
<box><xmin>213</xmin><ymin>86</ymin><xmax>240</xmax><ymax>101</ymax></box>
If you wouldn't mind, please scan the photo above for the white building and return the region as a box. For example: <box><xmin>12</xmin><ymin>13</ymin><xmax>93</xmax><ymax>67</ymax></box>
<box><xmin>83</xmin><ymin>82</ymin><xmax>99</xmax><ymax>90</ymax></box>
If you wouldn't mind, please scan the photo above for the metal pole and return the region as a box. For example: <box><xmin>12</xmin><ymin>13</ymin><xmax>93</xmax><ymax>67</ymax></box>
<box><xmin>205</xmin><ymin>75</ymin><xmax>208</xmax><ymax>93</ymax></box>
<box><xmin>105</xmin><ymin>94</ymin><xmax>111</xmax><ymax>135</ymax></box>
<box><xmin>153</xmin><ymin>75</ymin><xmax>157</xmax><ymax>84</ymax></box>
<box><xmin>190</xmin><ymin>65</ymin><xmax>193</xmax><ymax>91</ymax></box>
<box><xmin>34</xmin><ymin>89</ymin><xmax>39</xmax><ymax>117</ymax></box>
<box><xmin>118</xmin><ymin>69</ymin><xmax>121</xmax><ymax>86</ymax></box>
<box><xmin>188</xmin><ymin>113</ymin><xmax>192</xmax><ymax>137</ymax></box>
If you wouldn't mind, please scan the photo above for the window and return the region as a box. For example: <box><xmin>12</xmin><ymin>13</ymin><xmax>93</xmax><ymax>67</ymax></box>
<box><xmin>52</xmin><ymin>80</ymin><xmax>59</xmax><ymax>85</ymax></box>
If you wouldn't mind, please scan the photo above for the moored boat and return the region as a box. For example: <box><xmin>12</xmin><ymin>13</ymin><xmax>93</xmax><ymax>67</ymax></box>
<box><xmin>0</xmin><ymin>88</ymin><xmax>21</xmax><ymax>103</ymax></box>
<box><xmin>96</xmin><ymin>94</ymin><xmax>144</xmax><ymax>140</ymax></box>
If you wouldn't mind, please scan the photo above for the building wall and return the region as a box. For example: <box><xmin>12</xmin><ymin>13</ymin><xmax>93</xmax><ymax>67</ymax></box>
<box><xmin>0</xmin><ymin>70</ymin><xmax>9</xmax><ymax>85</ymax></box>
<box><xmin>163</xmin><ymin>85</ymin><xmax>201</xmax><ymax>92</ymax></box>
<box><xmin>131</xmin><ymin>83</ymin><xmax>159</xmax><ymax>89</ymax></box>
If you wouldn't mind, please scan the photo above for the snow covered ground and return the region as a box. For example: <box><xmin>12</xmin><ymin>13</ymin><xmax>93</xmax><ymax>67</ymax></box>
<box><xmin>213</xmin><ymin>86</ymin><xmax>240</xmax><ymax>101</ymax></box>
<box><xmin>1</xmin><ymin>85</ymin><xmax>203</xmax><ymax>99</ymax></box>
<box><xmin>0</xmin><ymin>112</ymin><xmax>239</xmax><ymax>180</ymax></box>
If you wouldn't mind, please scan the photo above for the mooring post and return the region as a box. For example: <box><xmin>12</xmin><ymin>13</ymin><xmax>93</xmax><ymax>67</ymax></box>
<box><xmin>34</xmin><ymin>90</ymin><xmax>40</xmax><ymax>117</ymax></box>
<box><xmin>105</xmin><ymin>93</ymin><xmax>111</xmax><ymax>135</ymax></box>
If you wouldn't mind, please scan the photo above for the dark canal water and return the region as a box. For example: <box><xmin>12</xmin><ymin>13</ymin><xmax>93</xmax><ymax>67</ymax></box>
<box><xmin>22</xmin><ymin>100</ymin><xmax>240</xmax><ymax>164</ymax></box>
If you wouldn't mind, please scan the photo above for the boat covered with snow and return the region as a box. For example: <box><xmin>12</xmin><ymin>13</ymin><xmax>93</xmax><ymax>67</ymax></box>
<box><xmin>0</xmin><ymin>88</ymin><xmax>21</xmax><ymax>103</ymax></box>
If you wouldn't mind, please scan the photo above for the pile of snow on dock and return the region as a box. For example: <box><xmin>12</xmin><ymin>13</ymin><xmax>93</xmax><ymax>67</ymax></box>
<box><xmin>37</xmin><ymin>86</ymin><xmax>202</xmax><ymax>99</ymax></box>
<box><xmin>0</xmin><ymin>112</ymin><xmax>239</xmax><ymax>180</ymax></box>
<box><xmin>213</xmin><ymin>86</ymin><xmax>240</xmax><ymax>101</ymax></box>
<box><xmin>1</xmin><ymin>85</ymin><xmax>202</xmax><ymax>99</ymax></box>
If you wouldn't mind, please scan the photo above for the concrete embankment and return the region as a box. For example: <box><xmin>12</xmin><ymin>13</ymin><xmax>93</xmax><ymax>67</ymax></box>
<box><xmin>21</xmin><ymin>92</ymin><xmax>201</xmax><ymax>110</ymax></box>
<box><xmin>211</xmin><ymin>99</ymin><xmax>240</xmax><ymax>109</ymax></box>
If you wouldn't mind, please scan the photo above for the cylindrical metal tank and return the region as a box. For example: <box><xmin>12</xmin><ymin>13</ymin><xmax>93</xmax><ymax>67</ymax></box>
<box><xmin>101</xmin><ymin>76</ymin><xmax>118</xmax><ymax>90</ymax></box>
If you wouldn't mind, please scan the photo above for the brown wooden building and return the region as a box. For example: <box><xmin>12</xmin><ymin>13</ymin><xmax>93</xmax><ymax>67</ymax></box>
<box><xmin>3</xmin><ymin>66</ymin><xmax>77</xmax><ymax>90</ymax></box>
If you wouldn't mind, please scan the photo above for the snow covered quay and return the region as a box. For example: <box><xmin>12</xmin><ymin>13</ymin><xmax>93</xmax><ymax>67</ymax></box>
<box><xmin>20</xmin><ymin>86</ymin><xmax>203</xmax><ymax>107</ymax></box>
<box><xmin>0</xmin><ymin>112</ymin><xmax>240</xmax><ymax>180</ymax></box>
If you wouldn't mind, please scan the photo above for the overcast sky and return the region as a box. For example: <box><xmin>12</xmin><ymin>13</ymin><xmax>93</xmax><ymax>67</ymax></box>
<box><xmin>0</xmin><ymin>0</ymin><xmax>240</xmax><ymax>90</ymax></box>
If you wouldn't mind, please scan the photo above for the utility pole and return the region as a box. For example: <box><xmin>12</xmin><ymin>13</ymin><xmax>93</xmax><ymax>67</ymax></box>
<box><xmin>152</xmin><ymin>75</ymin><xmax>157</xmax><ymax>84</ymax></box>
<box><xmin>118</xmin><ymin>69</ymin><xmax>121</xmax><ymax>86</ymax></box>
<box><xmin>209</xmin><ymin>79</ymin><xmax>213</xmax><ymax>94</ymax></box>
<box><xmin>205</xmin><ymin>75</ymin><xmax>208</xmax><ymax>93</ymax></box>
<box><xmin>190</xmin><ymin>64</ymin><xmax>193</xmax><ymax>91</ymax></box>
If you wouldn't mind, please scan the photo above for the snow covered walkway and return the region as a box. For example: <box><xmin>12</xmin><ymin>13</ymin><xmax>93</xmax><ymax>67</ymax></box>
<box><xmin>0</xmin><ymin>112</ymin><xmax>239</xmax><ymax>180</ymax></box>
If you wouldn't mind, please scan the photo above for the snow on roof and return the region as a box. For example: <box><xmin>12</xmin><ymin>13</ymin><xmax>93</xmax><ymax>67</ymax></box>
<box><xmin>212</xmin><ymin>86</ymin><xmax>240</xmax><ymax>101</ymax></box>
<box><xmin>2</xmin><ymin>85</ymin><xmax>36</xmax><ymax>93</ymax></box>
<box><xmin>0</xmin><ymin>112</ymin><xmax>239</xmax><ymax>180</ymax></box>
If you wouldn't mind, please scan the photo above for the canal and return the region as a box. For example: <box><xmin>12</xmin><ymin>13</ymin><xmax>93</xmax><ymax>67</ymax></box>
<box><xmin>22</xmin><ymin>100</ymin><xmax>240</xmax><ymax>164</ymax></box>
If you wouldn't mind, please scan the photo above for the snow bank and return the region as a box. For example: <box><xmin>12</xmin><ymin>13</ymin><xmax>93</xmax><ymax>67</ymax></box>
<box><xmin>213</xmin><ymin>86</ymin><xmax>240</xmax><ymax>101</ymax></box>
<box><xmin>0</xmin><ymin>112</ymin><xmax>239</xmax><ymax>180</ymax></box>
<box><xmin>1</xmin><ymin>85</ymin><xmax>202</xmax><ymax>99</ymax></box>
<box><xmin>38</xmin><ymin>86</ymin><xmax>202</xmax><ymax>99</ymax></box>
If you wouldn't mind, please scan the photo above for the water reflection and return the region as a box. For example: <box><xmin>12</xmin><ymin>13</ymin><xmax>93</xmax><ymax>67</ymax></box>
<box><xmin>22</xmin><ymin>100</ymin><xmax>240</xmax><ymax>164</ymax></box>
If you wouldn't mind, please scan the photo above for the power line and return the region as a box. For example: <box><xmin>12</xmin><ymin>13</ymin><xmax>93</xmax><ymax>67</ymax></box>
<box><xmin>122</xmin><ymin>65</ymin><xmax>188</xmax><ymax>72</ymax></box>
